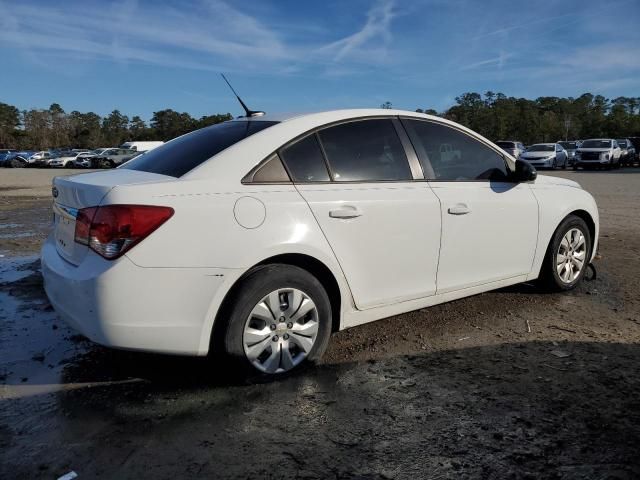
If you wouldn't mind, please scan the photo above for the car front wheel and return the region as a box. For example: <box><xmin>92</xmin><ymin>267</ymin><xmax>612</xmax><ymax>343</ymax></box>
<box><xmin>539</xmin><ymin>215</ymin><xmax>591</xmax><ymax>291</ymax></box>
<box><xmin>222</xmin><ymin>264</ymin><xmax>332</xmax><ymax>376</ymax></box>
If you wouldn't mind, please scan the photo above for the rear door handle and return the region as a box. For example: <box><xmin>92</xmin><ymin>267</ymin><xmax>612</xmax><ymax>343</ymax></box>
<box><xmin>329</xmin><ymin>205</ymin><xmax>362</xmax><ymax>219</ymax></box>
<box><xmin>448</xmin><ymin>203</ymin><xmax>470</xmax><ymax>215</ymax></box>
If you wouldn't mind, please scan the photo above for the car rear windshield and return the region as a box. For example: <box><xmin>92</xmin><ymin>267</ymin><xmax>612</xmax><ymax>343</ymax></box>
<box><xmin>496</xmin><ymin>142</ymin><xmax>515</xmax><ymax>148</ymax></box>
<box><xmin>527</xmin><ymin>145</ymin><xmax>554</xmax><ymax>152</ymax></box>
<box><xmin>581</xmin><ymin>140</ymin><xmax>611</xmax><ymax>148</ymax></box>
<box><xmin>121</xmin><ymin>120</ymin><xmax>278</xmax><ymax>177</ymax></box>
<box><xmin>559</xmin><ymin>142</ymin><xmax>577</xmax><ymax>149</ymax></box>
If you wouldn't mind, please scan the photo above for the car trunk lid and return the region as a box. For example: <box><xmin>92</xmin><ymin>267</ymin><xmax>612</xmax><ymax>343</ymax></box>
<box><xmin>52</xmin><ymin>170</ymin><xmax>175</xmax><ymax>265</ymax></box>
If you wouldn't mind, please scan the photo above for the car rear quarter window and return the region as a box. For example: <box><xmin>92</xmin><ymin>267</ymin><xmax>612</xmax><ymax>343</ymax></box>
<box><xmin>402</xmin><ymin>119</ymin><xmax>510</xmax><ymax>181</ymax></box>
<box><xmin>279</xmin><ymin>134</ymin><xmax>330</xmax><ymax>182</ymax></box>
<box><xmin>122</xmin><ymin>121</ymin><xmax>278</xmax><ymax>177</ymax></box>
<box><xmin>246</xmin><ymin>154</ymin><xmax>291</xmax><ymax>183</ymax></box>
<box><xmin>317</xmin><ymin>119</ymin><xmax>412</xmax><ymax>182</ymax></box>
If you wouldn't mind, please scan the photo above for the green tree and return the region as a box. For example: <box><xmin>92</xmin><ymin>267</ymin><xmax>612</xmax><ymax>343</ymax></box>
<box><xmin>101</xmin><ymin>110</ymin><xmax>129</xmax><ymax>145</ymax></box>
<box><xmin>0</xmin><ymin>102</ymin><xmax>20</xmax><ymax>148</ymax></box>
<box><xmin>150</xmin><ymin>109</ymin><xmax>197</xmax><ymax>141</ymax></box>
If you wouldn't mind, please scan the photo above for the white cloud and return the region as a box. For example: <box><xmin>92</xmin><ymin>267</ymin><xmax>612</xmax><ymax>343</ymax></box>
<box><xmin>314</xmin><ymin>0</ymin><xmax>397</xmax><ymax>64</ymax></box>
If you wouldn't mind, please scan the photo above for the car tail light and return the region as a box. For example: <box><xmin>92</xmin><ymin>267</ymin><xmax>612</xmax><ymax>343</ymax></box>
<box><xmin>74</xmin><ymin>205</ymin><xmax>174</xmax><ymax>259</ymax></box>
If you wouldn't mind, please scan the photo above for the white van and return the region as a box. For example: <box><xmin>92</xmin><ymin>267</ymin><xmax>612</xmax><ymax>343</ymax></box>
<box><xmin>120</xmin><ymin>141</ymin><xmax>164</xmax><ymax>152</ymax></box>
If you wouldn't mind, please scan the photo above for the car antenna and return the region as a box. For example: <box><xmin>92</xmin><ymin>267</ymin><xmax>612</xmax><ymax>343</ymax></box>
<box><xmin>220</xmin><ymin>73</ymin><xmax>265</xmax><ymax>118</ymax></box>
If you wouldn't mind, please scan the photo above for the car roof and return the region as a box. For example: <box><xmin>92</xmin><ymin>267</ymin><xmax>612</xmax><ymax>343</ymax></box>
<box><xmin>184</xmin><ymin>108</ymin><xmax>516</xmax><ymax>182</ymax></box>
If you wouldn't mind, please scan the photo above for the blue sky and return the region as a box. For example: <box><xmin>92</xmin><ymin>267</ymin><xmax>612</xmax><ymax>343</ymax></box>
<box><xmin>1</xmin><ymin>0</ymin><xmax>639</xmax><ymax>120</ymax></box>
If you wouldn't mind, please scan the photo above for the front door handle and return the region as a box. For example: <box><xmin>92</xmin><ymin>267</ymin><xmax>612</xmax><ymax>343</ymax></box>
<box><xmin>448</xmin><ymin>203</ymin><xmax>470</xmax><ymax>215</ymax></box>
<box><xmin>329</xmin><ymin>205</ymin><xmax>362</xmax><ymax>219</ymax></box>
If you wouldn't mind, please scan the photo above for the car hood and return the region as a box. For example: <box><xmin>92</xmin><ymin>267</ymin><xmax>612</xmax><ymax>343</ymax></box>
<box><xmin>522</xmin><ymin>152</ymin><xmax>554</xmax><ymax>158</ymax></box>
<box><xmin>534</xmin><ymin>174</ymin><xmax>581</xmax><ymax>189</ymax></box>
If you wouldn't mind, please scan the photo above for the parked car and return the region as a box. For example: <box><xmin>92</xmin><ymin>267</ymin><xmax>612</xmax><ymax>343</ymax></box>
<box><xmin>557</xmin><ymin>141</ymin><xmax>579</xmax><ymax>166</ymax></box>
<box><xmin>495</xmin><ymin>141</ymin><xmax>526</xmax><ymax>159</ymax></box>
<box><xmin>47</xmin><ymin>151</ymin><xmax>85</xmax><ymax>168</ymax></box>
<box><xmin>627</xmin><ymin>137</ymin><xmax>640</xmax><ymax>166</ymax></box>
<box><xmin>27</xmin><ymin>150</ymin><xmax>55</xmax><ymax>166</ymax></box>
<box><xmin>574</xmin><ymin>139</ymin><xmax>622</xmax><ymax>170</ymax></box>
<box><xmin>520</xmin><ymin>143</ymin><xmax>568</xmax><ymax>169</ymax></box>
<box><xmin>72</xmin><ymin>148</ymin><xmax>112</xmax><ymax>168</ymax></box>
<box><xmin>0</xmin><ymin>149</ymin><xmax>14</xmax><ymax>166</ymax></box>
<box><xmin>120</xmin><ymin>141</ymin><xmax>164</xmax><ymax>152</ymax></box>
<box><xmin>1</xmin><ymin>151</ymin><xmax>33</xmax><ymax>168</ymax></box>
<box><xmin>41</xmin><ymin>109</ymin><xmax>599</xmax><ymax>377</ymax></box>
<box><xmin>94</xmin><ymin>148</ymin><xmax>138</xmax><ymax>168</ymax></box>
<box><xmin>616</xmin><ymin>139</ymin><xmax>636</xmax><ymax>167</ymax></box>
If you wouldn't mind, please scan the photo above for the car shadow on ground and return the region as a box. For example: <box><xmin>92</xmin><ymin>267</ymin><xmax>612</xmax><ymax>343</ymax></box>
<box><xmin>2</xmin><ymin>339</ymin><xmax>639</xmax><ymax>479</ymax></box>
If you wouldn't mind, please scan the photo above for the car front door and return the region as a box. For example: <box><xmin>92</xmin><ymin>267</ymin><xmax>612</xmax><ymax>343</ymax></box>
<box><xmin>402</xmin><ymin>119</ymin><xmax>539</xmax><ymax>294</ymax></box>
<box><xmin>280</xmin><ymin>118</ymin><xmax>442</xmax><ymax>310</ymax></box>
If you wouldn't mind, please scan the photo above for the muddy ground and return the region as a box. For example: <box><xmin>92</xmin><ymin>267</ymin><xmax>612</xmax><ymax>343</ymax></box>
<box><xmin>1</xmin><ymin>168</ymin><xmax>639</xmax><ymax>479</ymax></box>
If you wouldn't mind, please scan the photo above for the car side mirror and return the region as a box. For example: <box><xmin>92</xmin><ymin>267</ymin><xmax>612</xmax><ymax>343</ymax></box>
<box><xmin>513</xmin><ymin>158</ymin><xmax>537</xmax><ymax>182</ymax></box>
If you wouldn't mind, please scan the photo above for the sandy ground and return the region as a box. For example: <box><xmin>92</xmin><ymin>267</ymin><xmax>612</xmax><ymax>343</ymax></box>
<box><xmin>1</xmin><ymin>168</ymin><xmax>639</xmax><ymax>479</ymax></box>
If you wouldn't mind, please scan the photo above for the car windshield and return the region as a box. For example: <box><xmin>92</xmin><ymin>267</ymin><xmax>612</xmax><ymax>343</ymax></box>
<box><xmin>582</xmin><ymin>140</ymin><xmax>611</xmax><ymax>148</ymax></box>
<box><xmin>496</xmin><ymin>142</ymin><xmax>515</xmax><ymax>148</ymax></box>
<box><xmin>559</xmin><ymin>142</ymin><xmax>577</xmax><ymax>149</ymax></box>
<box><xmin>617</xmin><ymin>140</ymin><xmax>628</xmax><ymax>147</ymax></box>
<box><xmin>122</xmin><ymin>120</ymin><xmax>279</xmax><ymax>177</ymax></box>
<box><xmin>527</xmin><ymin>145</ymin><xmax>554</xmax><ymax>152</ymax></box>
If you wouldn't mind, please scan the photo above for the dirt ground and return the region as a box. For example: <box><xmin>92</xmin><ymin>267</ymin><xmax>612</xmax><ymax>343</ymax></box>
<box><xmin>1</xmin><ymin>168</ymin><xmax>639</xmax><ymax>479</ymax></box>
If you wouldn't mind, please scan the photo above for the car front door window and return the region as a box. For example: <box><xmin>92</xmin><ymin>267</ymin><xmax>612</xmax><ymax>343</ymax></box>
<box><xmin>401</xmin><ymin>120</ymin><xmax>509</xmax><ymax>181</ymax></box>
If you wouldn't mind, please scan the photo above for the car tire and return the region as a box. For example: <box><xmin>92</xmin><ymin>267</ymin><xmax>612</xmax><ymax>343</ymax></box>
<box><xmin>538</xmin><ymin>214</ymin><xmax>592</xmax><ymax>292</ymax></box>
<box><xmin>65</xmin><ymin>162</ymin><xmax>74</xmax><ymax>169</ymax></box>
<box><xmin>221</xmin><ymin>264</ymin><xmax>332</xmax><ymax>377</ymax></box>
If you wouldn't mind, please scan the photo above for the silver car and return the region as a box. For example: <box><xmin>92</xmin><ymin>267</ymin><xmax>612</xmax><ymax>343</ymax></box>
<box><xmin>558</xmin><ymin>141</ymin><xmax>579</xmax><ymax>166</ymax></box>
<box><xmin>520</xmin><ymin>143</ymin><xmax>568</xmax><ymax>169</ymax></box>
<box><xmin>496</xmin><ymin>141</ymin><xmax>526</xmax><ymax>159</ymax></box>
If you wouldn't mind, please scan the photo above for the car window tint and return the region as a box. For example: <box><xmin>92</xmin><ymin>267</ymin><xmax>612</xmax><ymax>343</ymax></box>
<box><xmin>317</xmin><ymin>119</ymin><xmax>411</xmax><ymax>182</ymax></box>
<box><xmin>122</xmin><ymin>121</ymin><xmax>278</xmax><ymax>177</ymax></box>
<box><xmin>250</xmin><ymin>154</ymin><xmax>290</xmax><ymax>183</ymax></box>
<box><xmin>403</xmin><ymin>119</ymin><xmax>509</xmax><ymax>181</ymax></box>
<box><xmin>280</xmin><ymin>134</ymin><xmax>330</xmax><ymax>182</ymax></box>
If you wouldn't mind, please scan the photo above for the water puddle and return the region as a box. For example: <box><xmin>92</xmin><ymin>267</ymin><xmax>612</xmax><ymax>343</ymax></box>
<box><xmin>0</xmin><ymin>255</ymin><xmax>89</xmax><ymax>398</ymax></box>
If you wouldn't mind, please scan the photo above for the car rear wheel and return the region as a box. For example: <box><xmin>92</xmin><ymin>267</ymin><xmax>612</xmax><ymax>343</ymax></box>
<box><xmin>221</xmin><ymin>264</ymin><xmax>332</xmax><ymax>376</ymax></box>
<box><xmin>539</xmin><ymin>215</ymin><xmax>591</xmax><ymax>292</ymax></box>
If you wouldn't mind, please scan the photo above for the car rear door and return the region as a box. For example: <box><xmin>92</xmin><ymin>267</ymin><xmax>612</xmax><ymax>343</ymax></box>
<box><xmin>281</xmin><ymin>118</ymin><xmax>442</xmax><ymax>310</ymax></box>
<box><xmin>402</xmin><ymin>118</ymin><xmax>538</xmax><ymax>294</ymax></box>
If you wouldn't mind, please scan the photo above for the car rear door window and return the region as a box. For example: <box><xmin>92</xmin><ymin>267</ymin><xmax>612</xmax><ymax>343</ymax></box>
<box><xmin>402</xmin><ymin>119</ymin><xmax>510</xmax><ymax>181</ymax></box>
<box><xmin>279</xmin><ymin>134</ymin><xmax>330</xmax><ymax>182</ymax></box>
<box><xmin>122</xmin><ymin>120</ymin><xmax>278</xmax><ymax>177</ymax></box>
<box><xmin>317</xmin><ymin>119</ymin><xmax>412</xmax><ymax>182</ymax></box>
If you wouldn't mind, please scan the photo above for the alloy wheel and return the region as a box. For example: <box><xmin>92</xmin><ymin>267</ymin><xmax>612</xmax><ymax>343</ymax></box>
<box><xmin>243</xmin><ymin>288</ymin><xmax>319</xmax><ymax>374</ymax></box>
<box><xmin>556</xmin><ymin>228</ymin><xmax>587</xmax><ymax>283</ymax></box>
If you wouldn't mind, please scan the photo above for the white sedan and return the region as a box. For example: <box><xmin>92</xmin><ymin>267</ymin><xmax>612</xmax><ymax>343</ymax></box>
<box><xmin>47</xmin><ymin>152</ymin><xmax>84</xmax><ymax>168</ymax></box>
<box><xmin>41</xmin><ymin>109</ymin><xmax>599</xmax><ymax>376</ymax></box>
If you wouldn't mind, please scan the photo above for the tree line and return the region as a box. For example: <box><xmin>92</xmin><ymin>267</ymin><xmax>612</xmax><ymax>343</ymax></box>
<box><xmin>0</xmin><ymin>102</ymin><xmax>232</xmax><ymax>150</ymax></box>
<box><xmin>1</xmin><ymin>92</ymin><xmax>639</xmax><ymax>150</ymax></box>
<box><xmin>416</xmin><ymin>92</ymin><xmax>640</xmax><ymax>145</ymax></box>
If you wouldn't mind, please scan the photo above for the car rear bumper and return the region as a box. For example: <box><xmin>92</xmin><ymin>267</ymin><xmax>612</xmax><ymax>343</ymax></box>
<box><xmin>41</xmin><ymin>235</ymin><xmax>232</xmax><ymax>355</ymax></box>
